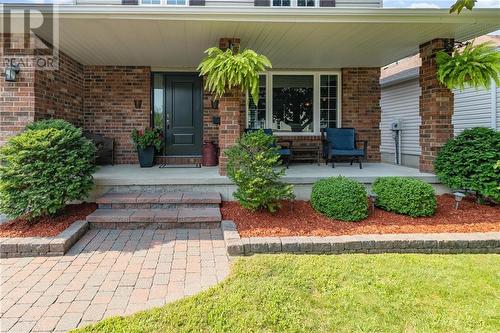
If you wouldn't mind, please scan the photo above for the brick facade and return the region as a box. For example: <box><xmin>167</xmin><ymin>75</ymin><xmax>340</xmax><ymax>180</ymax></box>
<box><xmin>419</xmin><ymin>39</ymin><xmax>454</xmax><ymax>173</ymax></box>
<box><xmin>1</xmin><ymin>34</ymin><xmax>151</xmax><ymax>164</ymax></box>
<box><xmin>341</xmin><ymin>67</ymin><xmax>381</xmax><ymax>161</ymax></box>
<box><xmin>83</xmin><ymin>66</ymin><xmax>151</xmax><ymax>164</ymax></box>
<box><xmin>35</xmin><ymin>50</ymin><xmax>84</xmax><ymax>126</ymax></box>
<box><xmin>0</xmin><ymin>34</ymin><xmax>36</xmax><ymax>146</ymax></box>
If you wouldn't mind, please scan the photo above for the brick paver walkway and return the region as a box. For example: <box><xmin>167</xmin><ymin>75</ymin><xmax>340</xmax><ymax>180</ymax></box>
<box><xmin>0</xmin><ymin>228</ymin><xmax>230</xmax><ymax>332</ymax></box>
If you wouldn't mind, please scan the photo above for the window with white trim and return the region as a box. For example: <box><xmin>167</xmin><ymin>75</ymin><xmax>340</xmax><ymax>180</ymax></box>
<box><xmin>272</xmin><ymin>0</ymin><xmax>317</xmax><ymax>6</ymax></box>
<box><xmin>247</xmin><ymin>72</ymin><xmax>340</xmax><ymax>134</ymax></box>
<box><xmin>272</xmin><ymin>0</ymin><xmax>291</xmax><ymax>6</ymax></box>
<box><xmin>248</xmin><ymin>75</ymin><xmax>267</xmax><ymax>130</ymax></box>
<box><xmin>166</xmin><ymin>0</ymin><xmax>187</xmax><ymax>4</ymax></box>
<box><xmin>320</xmin><ymin>74</ymin><xmax>338</xmax><ymax>128</ymax></box>
<box><xmin>297</xmin><ymin>0</ymin><xmax>316</xmax><ymax>6</ymax></box>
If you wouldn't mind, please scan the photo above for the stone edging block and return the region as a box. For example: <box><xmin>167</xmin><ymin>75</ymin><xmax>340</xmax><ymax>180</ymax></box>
<box><xmin>0</xmin><ymin>220</ymin><xmax>88</xmax><ymax>258</ymax></box>
<box><xmin>221</xmin><ymin>220</ymin><xmax>500</xmax><ymax>256</ymax></box>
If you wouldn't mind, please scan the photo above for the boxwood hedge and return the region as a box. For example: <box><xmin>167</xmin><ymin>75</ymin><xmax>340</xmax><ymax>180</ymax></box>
<box><xmin>372</xmin><ymin>177</ymin><xmax>436</xmax><ymax>217</ymax></box>
<box><xmin>311</xmin><ymin>176</ymin><xmax>368</xmax><ymax>222</ymax></box>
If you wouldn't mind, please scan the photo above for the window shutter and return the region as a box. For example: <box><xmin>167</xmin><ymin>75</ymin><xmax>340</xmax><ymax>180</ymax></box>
<box><xmin>190</xmin><ymin>0</ymin><xmax>206</xmax><ymax>5</ymax></box>
<box><xmin>319</xmin><ymin>0</ymin><xmax>335</xmax><ymax>6</ymax></box>
<box><xmin>122</xmin><ymin>0</ymin><xmax>138</xmax><ymax>4</ymax></box>
<box><xmin>254</xmin><ymin>0</ymin><xmax>271</xmax><ymax>6</ymax></box>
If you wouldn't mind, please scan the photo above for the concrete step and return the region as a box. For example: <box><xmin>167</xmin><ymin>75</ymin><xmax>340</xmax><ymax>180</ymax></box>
<box><xmin>96</xmin><ymin>192</ymin><xmax>221</xmax><ymax>209</ymax></box>
<box><xmin>86</xmin><ymin>208</ymin><xmax>221</xmax><ymax>229</ymax></box>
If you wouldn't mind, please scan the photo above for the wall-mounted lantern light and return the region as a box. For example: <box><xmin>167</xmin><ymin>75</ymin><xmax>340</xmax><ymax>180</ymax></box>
<box><xmin>211</xmin><ymin>99</ymin><xmax>219</xmax><ymax>109</ymax></box>
<box><xmin>5</xmin><ymin>65</ymin><xmax>20</xmax><ymax>82</ymax></box>
<box><xmin>134</xmin><ymin>99</ymin><xmax>142</xmax><ymax>109</ymax></box>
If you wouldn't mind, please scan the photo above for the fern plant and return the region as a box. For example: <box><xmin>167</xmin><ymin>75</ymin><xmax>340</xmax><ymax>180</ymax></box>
<box><xmin>197</xmin><ymin>47</ymin><xmax>272</xmax><ymax>104</ymax></box>
<box><xmin>436</xmin><ymin>42</ymin><xmax>500</xmax><ymax>91</ymax></box>
<box><xmin>449</xmin><ymin>0</ymin><xmax>476</xmax><ymax>14</ymax></box>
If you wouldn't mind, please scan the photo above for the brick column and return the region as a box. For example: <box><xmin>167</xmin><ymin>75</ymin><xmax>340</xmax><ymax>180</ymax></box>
<box><xmin>419</xmin><ymin>38</ymin><xmax>454</xmax><ymax>173</ymax></box>
<box><xmin>341</xmin><ymin>68</ymin><xmax>381</xmax><ymax>161</ymax></box>
<box><xmin>216</xmin><ymin>37</ymin><xmax>246</xmax><ymax>175</ymax></box>
<box><xmin>218</xmin><ymin>89</ymin><xmax>244</xmax><ymax>175</ymax></box>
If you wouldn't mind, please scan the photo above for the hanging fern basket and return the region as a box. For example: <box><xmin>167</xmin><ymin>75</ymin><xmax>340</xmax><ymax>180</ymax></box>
<box><xmin>436</xmin><ymin>42</ymin><xmax>500</xmax><ymax>91</ymax></box>
<box><xmin>197</xmin><ymin>47</ymin><xmax>272</xmax><ymax>105</ymax></box>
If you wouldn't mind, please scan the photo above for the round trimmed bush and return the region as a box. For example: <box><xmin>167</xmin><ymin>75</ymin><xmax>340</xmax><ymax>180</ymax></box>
<box><xmin>311</xmin><ymin>176</ymin><xmax>368</xmax><ymax>222</ymax></box>
<box><xmin>434</xmin><ymin>127</ymin><xmax>500</xmax><ymax>203</ymax></box>
<box><xmin>0</xmin><ymin>119</ymin><xmax>96</xmax><ymax>219</ymax></box>
<box><xmin>372</xmin><ymin>177</ymin><xmax>436</xmax><ymax>217</ymax></box>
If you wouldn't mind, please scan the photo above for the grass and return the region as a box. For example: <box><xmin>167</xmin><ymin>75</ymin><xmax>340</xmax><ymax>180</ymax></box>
<box><xmin>74</xmin><ymin>254</ymin><xmax>500</xmax><ymax>333</ymax></box>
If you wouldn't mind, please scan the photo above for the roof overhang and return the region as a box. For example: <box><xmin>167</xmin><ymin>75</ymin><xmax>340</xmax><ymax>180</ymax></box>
<box><xmin>4</xmin><ymin>6</ymin><xmax>500</xmax><ymax>68</ymax></box>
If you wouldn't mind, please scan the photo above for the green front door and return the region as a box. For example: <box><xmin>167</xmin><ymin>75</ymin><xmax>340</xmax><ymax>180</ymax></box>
<box><xmin>153</xmin><ymin>73</ymin><xmax>203</xmax><ymax>156</ymax></box>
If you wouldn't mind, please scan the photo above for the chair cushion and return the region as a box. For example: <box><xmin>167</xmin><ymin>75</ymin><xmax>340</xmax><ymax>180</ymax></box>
<box><xmin>331</xmin><ymin>149</ymin><xmax>365</xmax><ymax>156</ymax></box>
<box><xmin>325</xmin><ymin>128</ymin><xmax>355</xmax><ymax>150</ymax></box>
<box><xmin>278</xmin><ymin>148</ymin><xmax>292</xmax><ymax>156</ymax></box>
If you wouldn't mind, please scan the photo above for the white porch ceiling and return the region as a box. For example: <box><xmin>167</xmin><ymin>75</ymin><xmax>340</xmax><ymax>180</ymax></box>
<box><xmin>15</xmin><ymin>6</ymin><xmax>500</xmax><ymax>68</ymax></box>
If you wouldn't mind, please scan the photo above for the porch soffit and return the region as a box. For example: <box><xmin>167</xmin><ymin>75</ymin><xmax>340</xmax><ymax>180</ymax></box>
<box><xmin>6</xmin><ymin>7</ymin><xmax>500</xmax><ymax>68</ymax></box>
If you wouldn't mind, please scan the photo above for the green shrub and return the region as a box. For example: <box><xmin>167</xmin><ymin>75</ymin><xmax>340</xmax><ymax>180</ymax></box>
<box><xmin>434</xmin><ymin>127</ymin><xmax>500</xmax><ymax>202</ymax></box>
<box><xmin>225</xmin><ymin>130</ymin><xmax>294</xmax><ymax>212</ymax></box>
<box><xmin>311</xmin><ymin>176</ymin><xmax>368</xmax><ymax>222</ymax></box>
<box><xmin>0</xmin><ymin>120</ymin><xmax>96</xmax><ymax>219</ymax></box>
<box><xmin>372</xmin><ymin>177</ymin><xmax>436</xmax><ymax>217</ymax></box>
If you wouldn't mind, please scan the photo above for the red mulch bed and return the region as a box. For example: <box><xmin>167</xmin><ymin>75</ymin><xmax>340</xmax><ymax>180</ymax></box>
<box><xmin>0</xmin><ymin>203</ymin><xmax>97</xmax><ymax>238</ymax></box>
<box><xmin>221</xmin><ymin>194</ymin><xmax>500</xmax><ymax>237</ymax></box>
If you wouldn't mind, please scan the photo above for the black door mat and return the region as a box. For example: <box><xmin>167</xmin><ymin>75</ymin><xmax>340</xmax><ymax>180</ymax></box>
<box><xmin>158</xmin><ymin>164</ymin><xmax>201</xmax><ymax>168</ymax></box>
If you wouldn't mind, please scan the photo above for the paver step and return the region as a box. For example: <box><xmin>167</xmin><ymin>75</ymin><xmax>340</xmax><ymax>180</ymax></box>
<box><xmin>96</xmin><ymin>192</ymin><xmax>221</xmax><ymax>209</ymax></box>
<box><xmin>86</xmin><ymin>208</ymin><xmax>221</xmax><ymax>229</ymax></box>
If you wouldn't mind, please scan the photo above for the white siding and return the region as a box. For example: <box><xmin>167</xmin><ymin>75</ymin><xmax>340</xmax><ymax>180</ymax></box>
<box><xmin>380</xmin><ymin>79</ymin><xmax>421</xmax><ymax>156</ymax></box>
<box><xmin>208</xmin><ymin>0</ymin><xmax>382</xmax><ymax>6</ymax></box>
<box><xmin>336</xmin><ymin>0</ymin><xmax>381</xmax><ymax>7</ymax></box>
<box><xmin>452</xmin><ymin>86</ymin><xmax>492</xmax><ymax>135</ymax></box>
<box><xmin>76</xmin><ymin>0</ymin><xmax>383</xmax><ymax>8</ymax></box>
<box><xmin>206</xmin><ymin>0</ymin><xmax>253</xmax><ymax>6</ymax></box>
<box><xmin>76</xmin><ymin>0</ymin><xmax>121</xmax><ymax>4</ymax></box>
<box><xmin>381</xmin><ymin>78</ymin><xmax>500</xmax><ymax>162</ymax></box>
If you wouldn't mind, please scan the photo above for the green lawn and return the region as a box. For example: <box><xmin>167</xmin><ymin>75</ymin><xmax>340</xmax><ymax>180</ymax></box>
<box><xmin>74</xmin><ymin>254</ymin><xmax>500</xmax><ymax>333</ymax></box>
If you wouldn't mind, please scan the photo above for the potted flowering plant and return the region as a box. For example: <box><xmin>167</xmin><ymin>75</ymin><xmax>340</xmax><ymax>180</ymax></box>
<box><xmin>131</xmin><ymin>127</ymin><xmax>163</xmax><ymax>167</ymax></box>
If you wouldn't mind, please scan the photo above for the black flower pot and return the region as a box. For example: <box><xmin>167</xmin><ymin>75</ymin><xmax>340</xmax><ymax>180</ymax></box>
<box><xmin>137</xmin><ymin>146</ymin><xmax>155</xmax><ymax>168</ymax></box>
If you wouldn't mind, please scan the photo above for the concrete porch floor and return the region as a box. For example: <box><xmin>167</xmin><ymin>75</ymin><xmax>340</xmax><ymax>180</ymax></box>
<box><xmin>93</xmin><ymin>163</ymin><xmax>438</xmax><ymax>186</ymax></box>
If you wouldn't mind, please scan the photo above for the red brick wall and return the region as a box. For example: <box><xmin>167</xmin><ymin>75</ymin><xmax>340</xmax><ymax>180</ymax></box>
<box><xmin>0</xmin><ymin>34</ymin><xmax>36</xmax><ymax>146</ymax></box>
<box><xmin>419</xmin><ymin>39</ymin><xmax>454</xmax><ymax>173</ymax></box>
<box><xmin>1</xmin><ymin>34</ymin><xmax>85</xmax><ymax>145</ymax></box>
<box><xmin>35</xmin><ymin>50</ymin><xmax>84</xmax><ymax>127</ymax></box>
<box><xmin>341</xmin><ymin>67</ymin><xmax>381</xmax><ymax>161</ymax></box>
<box><xmin>203</xmin><ymin>90</ymin><xmax>219</xmax><ymax>144</ymax></box>
<box><xmin>83</xmin><ymin>66</ymin><xmax>151</xmax><ymax>164</ymax></box>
